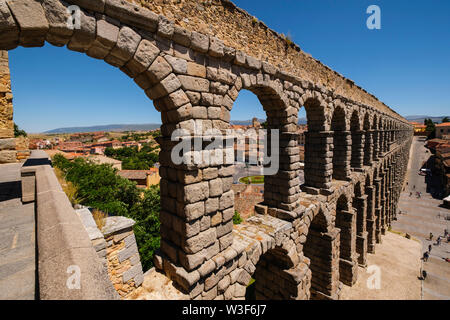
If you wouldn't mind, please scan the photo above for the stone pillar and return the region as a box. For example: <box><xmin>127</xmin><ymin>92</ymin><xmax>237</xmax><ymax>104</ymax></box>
<box><xmin>303</xmin><ymin>131</ymin><xmax>333</xmax><ymax>192</ymax></box>
<box><xmin>102</xmin><ymin>216</ymin><xmax>144</xmax><ymax>299</ymax></box>
<box><xmin>365</xmin><ymin>186</ymin><xmax>376</xmax><ymax>253</ymax></box>
<box><xmin>363</xmin><ymin>130</ymin><xmax>373</xmax><ymax>166</ymax></box>
<box><xmin>351</xmin><ymin>130</ymin><xmax>364</xmax><ymax>170</ymax></box>
<box><xmin>378</xmin><ymin>131</ymin><xmax>385</xmax><ymax>157</ymax></box>
<box><xmin>155</xmin><ymin>134</ymin><xmax>238</xmax><ymax>300</ymax></box>
<box><xmin>372</xmin><ymin>131</ymin><xmax>379</xmax><ymax>161</ymax></box>
<box><xmin>336</xmin><ymin>209</ymin><xmax>358</xmax><ymax>286</ymax></box>
<box><xmin>0</xmin><ymin>50</ymin><xmax>16</xmax><ymax>163</ymax></box>
<box><xmin>265</xmin><ymin>132</ymin><xmax>302</xmax><ymax>215</ymax></box>
<box><xmin>380</xmin><ymin>175</ymin><xmax>387</xmax><ymax>235</ymax></box>
<box><xmin>373</xmin><ymin>178</ymin><xmax>382</xmax><ymax>244</ymax></box>
<box><xmin>384</xmin><ymin>131</ymin><xmax>389</xmax><ymax>152</ymax></box>
<box><xmin>333</xmin><ymin>131</ymin><xmax>351</xmax><ymax>181</ymax></box>
<box><xmin>303</xmin><ymin>228</ymin><xmax>341</xmax><ymax>300</ymax></box>
<box><xmin>354</xmin><ymin>195</ymin><xmax>368</xmax><ymax>266</ymax></box>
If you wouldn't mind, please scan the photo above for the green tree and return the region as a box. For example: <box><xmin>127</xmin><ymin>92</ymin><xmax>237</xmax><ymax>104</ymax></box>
<box><xmin>14</xmin><ymin>123</ymin><xmax>27</xmax><ymax>137</ymax></box>
<box><xmin>441</xmin><ymin>116</ymin><xmax>449</xmax><ymax>123</ymax></box>
<box><xmin>52</xmin><ymin>154</ymin><xmax>160</xmax><ymax>270</ymax></box>
<box><xmin>424</xmin><ymin>118</ymin><xmax>436</xmax><ymax>139</ymax></box>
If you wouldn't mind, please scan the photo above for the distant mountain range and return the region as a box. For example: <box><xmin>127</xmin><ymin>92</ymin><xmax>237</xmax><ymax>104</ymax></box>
<box><xmin>230</xmin><ymin>118</ymin><xmax>307</xmax><ymax>125</ymax></box>
<box><xmin>43</xmin><ymin>115</ymin><xmax>446</xmax><ymax>134</ymax></box>
<box><xmin>43</xmin><ymin>117</ymin><xmax>308</xmax><ymax>134</ymax></box>
<box><xmin>44</xmin><ymin>123</ymin><xmax>161</xmax><ymax>134</ymax></box>
<box><xmin>403</xmin><ymin>115</ymin><xmax>448</xmax><ymax>124</ymax></box>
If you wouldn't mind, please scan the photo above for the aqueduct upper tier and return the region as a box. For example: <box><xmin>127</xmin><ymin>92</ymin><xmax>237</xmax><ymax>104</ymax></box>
<box><xmin>0</xmin><ymin>0</ymin><xmax>413</xmax><ymax>300</ymax></box>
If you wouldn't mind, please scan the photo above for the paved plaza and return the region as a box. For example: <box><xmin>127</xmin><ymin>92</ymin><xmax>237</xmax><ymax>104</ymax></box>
<box><xmin>393</xmin><ymin>136</ymin><xmax>450</xmax><ymax>300</ymax></box>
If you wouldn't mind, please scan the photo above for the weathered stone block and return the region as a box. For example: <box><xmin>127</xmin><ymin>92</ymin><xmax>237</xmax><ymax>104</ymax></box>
<box><xmin>190</xmin><ymin>31</ymin><xmax>209</xmax><ymax>53</ymax></box>
<box><xmin>7</xmin><ymin>0</ymin><xmax>49</xmax><ymax>47</ymax></box>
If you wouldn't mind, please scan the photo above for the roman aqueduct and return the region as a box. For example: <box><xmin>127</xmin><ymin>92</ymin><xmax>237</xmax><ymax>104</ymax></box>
<box><xmin>0</xmin><ymin>0</ymin><xmax>413</xmax><ymax>299</ymax></box>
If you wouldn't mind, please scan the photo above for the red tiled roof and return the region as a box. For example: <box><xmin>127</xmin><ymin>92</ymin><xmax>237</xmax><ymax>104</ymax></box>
<box><xmin>118</xmin><ymin>170</ymin><xmax>150</xmax><ymax>180</ymax></box>
<box><xmin>436</xmin><ymin>122</ymin><xmax>450</xmax><ymax>127</ymax></box>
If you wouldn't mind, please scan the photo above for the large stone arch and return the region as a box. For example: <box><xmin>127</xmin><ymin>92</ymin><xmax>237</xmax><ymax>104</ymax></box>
<box><xmin>302</xmin><ymin>96</ymin><xmax>332</xmax><ymax>191</ymax></box>
<box><xmin>0</xmin><ymin>0</ymin><xmax>415</xmax><ymax>301</ymax></box>
<box><xmin>302</xmin><ymin>207</ymin><xmax>340</xmax><ymax>300</ymax></box>
<box><xmin>331</xmin><ymin>103</ymin><xmax>350</xmax><ymax>181</ymax></box>
<box><xmin>363</xmin><ymin>111</ymin><xmax>372</xmax><ymax>166</ymax></box>
<box><xmin>350</xmin><ymin>109</ymin><xmax>363</xmax><ymax>170</ymax></box>
<box><xmin>250</xmin><ymin>245</ymin><xmax>304</xmax><ymax>300</ymax></box>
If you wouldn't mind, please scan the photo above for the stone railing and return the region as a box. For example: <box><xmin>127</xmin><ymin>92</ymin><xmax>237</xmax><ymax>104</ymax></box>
<box><xmin>76</xmin><ymin>207</ymin><xmax>145</xmax><ymax>299</ymax></box>
<box><xmin>20</xmin><ymin>150</ymin><xmax>119</xmax><ymax>300</ymax></box>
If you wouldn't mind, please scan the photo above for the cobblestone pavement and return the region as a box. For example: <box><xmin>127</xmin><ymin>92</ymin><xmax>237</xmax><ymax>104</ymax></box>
<box><xmin>0</xmin><ymin>163</ymin><xmax>36</xmax><ymax>300</ymax></box>
<box><xmin>392</xmin><ymin>137</ymin><xmax>450</xmax><ymax>300</ymax></box>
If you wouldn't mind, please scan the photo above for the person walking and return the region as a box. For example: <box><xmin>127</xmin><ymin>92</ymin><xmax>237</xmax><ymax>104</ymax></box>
<box><xmin>429</xmin><ymin>232</ymin><xmax>433</xmax><ymax>241</ymax></box>
<box><xmin>423</xmin><ymin>251</ymin><xmax>429</xmax><ymax>262</ymax></box>
<box><xmin>422</xmin><ymin>270</ymin><xmax>427</xmax><ymax>280</ymax></box>
<box><xmin>437</xmin><ymin>236</ymin><xmax>441</xmax><ymax>246</ymax></box>
<box><xmin>428</xmin><ymin>244</ymin><xmax>432</xmax><ymax>253</ymax></box>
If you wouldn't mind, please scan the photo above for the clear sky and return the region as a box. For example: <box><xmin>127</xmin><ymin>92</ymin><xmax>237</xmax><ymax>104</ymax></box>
<box><xmin>9</xmin><ymin>0</ymin><xmax>450</xmax><ymax>132</ymax></box>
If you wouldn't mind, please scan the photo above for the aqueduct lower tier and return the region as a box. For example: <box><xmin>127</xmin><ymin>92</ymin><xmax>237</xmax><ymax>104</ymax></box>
<box><xmin>0</xmin><ymin>0</ymin><xmax>414</xmax><ymax>299</ymax></box>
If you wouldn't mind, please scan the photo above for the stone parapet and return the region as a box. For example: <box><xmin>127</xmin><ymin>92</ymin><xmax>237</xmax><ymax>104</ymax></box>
<box><xmin>20</xmin><ymin>150</ymin><xmax>119</xmax><ymax>300</ymax></box>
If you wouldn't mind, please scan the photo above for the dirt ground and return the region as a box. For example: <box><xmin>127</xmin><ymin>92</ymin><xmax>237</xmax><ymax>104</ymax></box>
<box><xmin>340</xmin><ymin>231</ymin><xmax>422</xmax><ymax>300</ymax></box>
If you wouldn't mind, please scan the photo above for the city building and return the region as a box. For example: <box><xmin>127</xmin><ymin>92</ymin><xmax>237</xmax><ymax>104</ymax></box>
<box><xmin>118</xmin><ymin>168</ymin><xmax>160</xmax><ymax>189</ymax></box>
<box><xmin>435</xmin><ymin>122</ymin><xmax>450</xmax><ymax>139</ymax></box>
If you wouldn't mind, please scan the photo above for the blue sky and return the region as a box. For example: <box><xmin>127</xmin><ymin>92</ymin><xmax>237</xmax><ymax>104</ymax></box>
<box><xmin>9</xmin><ymin>0</ymin><xmax>450</xmax><ymax>132</ymax></box>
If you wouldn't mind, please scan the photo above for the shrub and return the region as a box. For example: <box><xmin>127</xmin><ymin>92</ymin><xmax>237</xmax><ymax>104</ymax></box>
<box><xmin>233</xmin><ymin>210</ymin><xmax>243</xmax><ymax>225</ymax></box>
<box><xmin>52</xmin><ymin>154</ymin><xmax>160</xmax><ymax>271</ymax></box>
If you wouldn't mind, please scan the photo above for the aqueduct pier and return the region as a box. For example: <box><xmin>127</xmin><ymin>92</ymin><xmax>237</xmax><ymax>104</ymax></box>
<box><xmin>0</xmin><ymin>0</ymin><xmax>413</xmax><ymax>300</ymax></box>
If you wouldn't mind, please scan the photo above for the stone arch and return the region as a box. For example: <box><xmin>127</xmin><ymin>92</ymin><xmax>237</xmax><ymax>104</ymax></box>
<box><xmin>302</xmin><ymin>97</ymin><xmax>332</xmax><ymax>190</ymax></box>
<box><xmin>350</xmin><ymin>109</ymin><xmax>363</xmax><ymax>170</ymax></box>
<box><xmin>335</xmin><ymin>193</ymin><xmax>358</xmax><ymax>285</ymax></box>
<box><xmin>250</xmin><ymin>245</ymin><xmax>303</xmax><ymax>300</ymax></box>
<box><xmin>303</xmin><ymin>208</ymin><xmax>340</xmax><ymax>299</ymax></box>
<box><xmin>331</xmin><ymin>104</ymin><xmax>350</xmax><ymax>181</ymax></box>
<box><xmin>363</xmin><ymin>112</ymin><xmax>372</xmax><ymax>166</ymax></box>
<box><xmin>228</xmin><ymin>85</ymin><xmax>290</xmax><ymax>211</ymax></box>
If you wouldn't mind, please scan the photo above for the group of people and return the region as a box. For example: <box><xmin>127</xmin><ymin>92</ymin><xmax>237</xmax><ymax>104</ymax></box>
<box><xmin>420</xmin><ymin>229</ymin><xmax>449</xmax><ymax>280</ymax></box>
<box><xmin>422</xmin><ymin>229</ymin><xmax>448</xmax><ymax>263</ymax></box>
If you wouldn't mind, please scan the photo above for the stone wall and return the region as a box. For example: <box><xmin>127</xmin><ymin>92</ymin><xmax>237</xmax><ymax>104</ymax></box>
<box><xmin>21</xmin><ymin>150</ymin><xmax>119</xmax><ymax>300</ymax></box>
<box><xmin>103</xmin><ymin>216</ymin><xmax>145</xmax><ymax>299</ymax></box>
<box><xmin>0</xmin><ymin>0</ymin><xmax>414</xmax><ymax>300</ymax></box>
<box><xmin>76</xmin><ymin>208</ymin><xmax>145</xmax><ymax>299</ymax></box>
<box><xmin>0</xmin><ymin>49</ymin><xmax>15</xmax><ymax>163</ymax></box>
<box><xmin>0</xmin><ymin>50</ymin><xmax>12</xmax><ymax>138</ymax></box>
<box><xmin>130</xmin><ymin>0</ymin><xmax>403</xmax><ymax>120</ymax></box>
